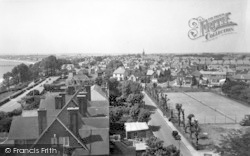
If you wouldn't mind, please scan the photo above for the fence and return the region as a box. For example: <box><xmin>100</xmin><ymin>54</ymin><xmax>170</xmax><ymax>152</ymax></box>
<box><xmin>196</xmin><ymin>115</ymin><xmax>245</xmax><ymax>124</ymax></box>
<box><xmin>145</xmin><ymin>85</ymin><xmax>246</xmax><ymax>125</ymax></box>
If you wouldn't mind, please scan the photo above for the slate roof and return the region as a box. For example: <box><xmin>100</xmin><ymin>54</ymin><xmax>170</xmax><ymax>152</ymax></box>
<box><xmin>233</xmin><ymin>74</ymin><xmax>250</xmax><ymax>80</ymax></box>
<box><xmin>8</xmin><ymin>84</ymin><xmax>110</xmax><ymax>155</ymax></box>
<box><xmin>88</xmin><ymin>107</ymin><xmax>109</xmax><ymax>117</ymax></box>
<box><xmin>191</xmin><ymin>70</ymin><xmax>201</xmax><ymax>77</ymax></box>
<box><xmin>113</xmin><ymin>67</ymin><xmax>126</xmax><ymax>74</ymax></box>
<box><xmin>146</xmin><ymin>70</ymin><xmax>154</xmax><ymax>76</ymax></box>
<box><xmin>91</xmin><ymin>85</ymin><xmax>107</xmax><ymax>101</ymax></box>
<box><xmin>200</xmin><ymin>71</ymin><xmax>227</xmax><ymax>75</ymax></box>
<box><xmin>81</xmin><ymin>117</ymin><xmax>109</xmax><ymax>129</ymax></box>
<box><xmin>124</xmin><ymin>122</ymin><xmax>149</xmax><ymax>132</ymax></box>
<box><xmin>8</xmin><ymin>116</ymin><xmax>39</xmax><ymax>140</ymax></box>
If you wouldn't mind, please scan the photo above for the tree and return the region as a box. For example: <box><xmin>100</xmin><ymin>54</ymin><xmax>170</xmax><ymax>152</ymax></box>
<box><xmin>11</xmin><ymin>63</ymin><xmax>31</xmax><ymax>83</ymax></box>
<box><xmin>95</xmin><ymin>56</ymin><xmax>103</xmax><ymax>62</ymax></box>
<box><xmin>126</xmin><ymin>93</ymin><xmax>144</xmax><ymax>105</ymax></box>
<box><xmin>185</xmin><ymin>114</ymin><xmax>193</xmax><ymax>132</ymax></box>
<box><xmin>191</xmin><ymin>76</ymin><xmax>197</xmax><ymax>87</ymax></box>
<box><xmin>215</xmin><ymin>130</ymin><xmax>250</xmax><ymax>156</ymax></box>
<box><xmin>40</xmin><ymin>55</ymin><xmax>58</xmax><ymax>76</ymax></box>
<box><xmin>3</xmin><ymin>72</ymin><xmax>12</xmax><ymax>90</ymax></box>
<box><xmin>193</xmin><ymin>119</ymin><xmax>201</xmax><ymax>148</ymax></box>
<box><xmin>106</xmin><ymin>60</ymin><xmax>123</xmax><ymax>70</ymax></box>
<box><xmin>109</xmin><ymin>107</ymin><xmax>124</xmax><ymax>123</ymax></box>
<box><xmin>108</xmin><ymin>78</ymin><xmax>122</xmax><ymax>105</ymax></box>
<box><xmin>129</xmin><ymin>104</ymin><xmax>140</xmax><ymax>121</ymax></box>
<box><xmin>175</xmin><ymin>103</ymin><xmax>182</xmax><ymax>126</ymax></box>
<box><xmin>137</xmin><ymin>108</ymin><xmax>151</xmax><ymax>123</ymax></box>
<box><xmin>95</xmin><ymin>76</ymin><xmax>103</xmax><ymax>86</ymax></box>
<box><xmin>143</xmin><ymin>136</ymin><xmax>180</xmax><ymax>156</ymax></box>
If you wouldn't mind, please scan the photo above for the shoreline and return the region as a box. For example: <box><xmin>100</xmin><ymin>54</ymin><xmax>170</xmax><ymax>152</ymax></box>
<box><xmin>0</xmin><ymin>58</ymin><xmax>37</xmax><ymax>65</ymax></box>
<box><xmin>0</xmin><ymin>58</ymin><xmax>38</xmax><ymax>87</ymax></box>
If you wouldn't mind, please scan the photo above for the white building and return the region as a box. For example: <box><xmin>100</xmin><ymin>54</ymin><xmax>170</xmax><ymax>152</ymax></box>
<box><xmin>113</xmin><ymin>67</ymin><xmax>127</xmax><ymax>81</ymax></box>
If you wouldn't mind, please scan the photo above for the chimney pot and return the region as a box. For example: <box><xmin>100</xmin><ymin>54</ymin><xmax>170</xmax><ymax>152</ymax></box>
<box><xmin>55</xmin><ymin>96</ymin><xmax>62</xmax><ymax>109</ymax></box>
<box><xmin>77</xmin><ymin>95</ymin><xmax>87</xmax><ymax>117</ymax></box>
<box><xmin>59</xmin><ymin>92</ymin><xmax>66</xmax><ymax>107</ymax></box>
<box><xmin>67</xmin><ymin>107</ymin><xmax>79</xmax><ymax>135</ymax></box>
<box><xmin>85</xmin><ymin>85</ymin><xmax>91</xmax><ymax>101</ymax></box>
<box><xmin>38</xmin><ymin>108</ymin><xmax>47</xmax><ymax>135</ymax></box>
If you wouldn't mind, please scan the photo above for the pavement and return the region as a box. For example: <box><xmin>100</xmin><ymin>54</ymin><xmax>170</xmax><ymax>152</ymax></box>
<box><xmin>0</xmin><ymin>76</ymin><xmax>60</xmax><ymax>112</ymax></box>
<box><xmin>143</xmin><ymin>91</ymin><xmax>218</xmax><ymax>156</ymax></box>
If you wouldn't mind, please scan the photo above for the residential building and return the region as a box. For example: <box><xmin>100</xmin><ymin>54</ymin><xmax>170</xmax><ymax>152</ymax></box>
<box><xmin>113</xmin><ymin>67</ymin><xmax>127</xmax><ymax>81</ymax></box>
<box><xmin>7</xmin><ymin>84</ymin><xmax>110</xmax><ymax>156</ymax></box>
<box><xmin>200</xmin><ymin>70</ymin><xmax>227</xmax><ymax>84</ymax></box>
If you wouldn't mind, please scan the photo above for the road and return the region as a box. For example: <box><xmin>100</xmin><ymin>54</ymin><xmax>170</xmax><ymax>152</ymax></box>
<box><xmin>143</xmin><ymin>91</ymin><xmax>219</xmax><ymax>156</ymax></box>
<box><xmin>0</xmin><ymin>76</ymin><xmax>60</xmax><ymax>112</ymax></box>
<box><xmin>143</xmin><ymin>92</ymin><xmax>193</xmax><ymax>156</ymax></box>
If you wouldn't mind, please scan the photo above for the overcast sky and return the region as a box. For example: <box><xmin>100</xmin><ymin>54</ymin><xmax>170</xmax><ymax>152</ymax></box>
<box><xmin>0</xmin><ymin>0</ymin><xmax>249</xmax><ymax>55</ymax></box>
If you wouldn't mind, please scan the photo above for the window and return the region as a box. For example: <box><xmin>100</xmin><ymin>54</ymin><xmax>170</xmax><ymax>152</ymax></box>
<box><xmin>59</xmin><ymin>137</ymin><xmax>69</xmax><ymax>147</ymax></box>
<box><xmin>51</xmin><ymin>134</ymin><xmax>57</xmax><ymax>145</ymax></box>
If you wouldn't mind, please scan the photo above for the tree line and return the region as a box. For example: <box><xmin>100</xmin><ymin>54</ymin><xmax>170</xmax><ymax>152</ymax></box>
<box><xmin>222</xmin><ymin>78</ymin><xmax>250</xmax><ymax>105</ymax></box>
<box><xmin>2</xmin><ymin>55</ymin><xmax>71</xmax><ymax>90</ymax></box>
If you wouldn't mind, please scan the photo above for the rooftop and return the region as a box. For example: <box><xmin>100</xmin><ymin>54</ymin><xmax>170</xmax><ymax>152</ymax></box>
<box><xmin>113</xmin><ymin>67</ymin><xmax>126</xmax><ymax>74</ymax></box>
<box><xmin>125</xmin><ymin>122</ymin><xmax>149</xmax><ymax>132</ymax></box>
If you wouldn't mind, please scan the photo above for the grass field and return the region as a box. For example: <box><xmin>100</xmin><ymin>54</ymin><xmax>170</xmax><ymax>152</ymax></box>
<box><xmin>164</xmin><ymin>92</ymin><xmax>250</xmax><ymax>124</ymax></box>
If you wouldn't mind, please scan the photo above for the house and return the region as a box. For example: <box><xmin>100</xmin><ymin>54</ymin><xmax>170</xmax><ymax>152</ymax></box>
<box><xmin>128</xmin><ymin>74</ymin><xmax>137</xmax><ymax>82</ymax></box>
<box><xmin>233</xmin><ymin>74</ymin><xmax>250</xmax><ymax>83</ymax></box>
<box><xmin>66</xmin><ymin>72</ymin><xmax>90</xmax><ymax>86</ymax></box>
<box><xmin>7</xmin><ymin>84</ymin><xmax>110</xmax><ymax>156</ymax></box>
<box><xmin>96</xmin><ymin>68</ymin><xmax>103</xmax><ymax>77</ymax></box>
<box><xmin>113</xmin><ymin>67</ymin><xmax>127</xmax><ymax>81</ymax></box>
<box><xmin>200</xmin><ymin>70</ymin><xmax>227</xmax><ymax>85</ymax></box>
<box><xmin>124</xmin><ymin>122</ymin><xmax>150</xmax><ymax>140</ymax></box>
<box><xmin>124</xmin><ymin>122</ymin><xmax>150</xmax><ymax>156</ymax></box>
<box><xmin>146</xmin><ymin>70</ymin><xmax>155</xmax><ymax>79</ymax></box>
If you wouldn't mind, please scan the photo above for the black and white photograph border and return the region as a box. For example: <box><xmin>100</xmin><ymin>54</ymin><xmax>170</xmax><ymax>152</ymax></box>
<box><xmin>0</xmin><ymin>0</ymin><xmax>250</xmax><ymax>156</ymax></box>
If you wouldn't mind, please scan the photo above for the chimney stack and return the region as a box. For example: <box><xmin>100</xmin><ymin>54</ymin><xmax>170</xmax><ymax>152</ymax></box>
<box><xmin>67</xmin><ymin>86</ymin><xmax>75</xmax><ymax>95</ymax></box>
<box><xmin>59</xmin><ymin>92</ymin><xmax>66</xmax><ymax>107</ymax></box>
<box><xmin>55</xmin><ymin>96</ymin><xmax>62</xmax><ymax>109</ymax></box>
<box><xmin>67</xmin><ymin>107</ymin><xmax>79</xmax><ymax>136</ymax></box>
<box><xmin>85</xmin><ymin>85</ymin><xmax>91</xmax><ymax>101</ymax></box>
<box><xmin>38</xmin><ymin>108</ymin><xmax>47</xmax><ymax>135</ymax></box>
<box><xmin>77</xmin><ymin>94</ymin><xmax>87</xmax><ymax>117</ymax></box>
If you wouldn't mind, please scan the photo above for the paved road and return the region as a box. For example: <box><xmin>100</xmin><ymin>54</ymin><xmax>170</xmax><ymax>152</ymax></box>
<box><xmin>0</xmin><ymin>76</ymin><xmax>60</xmax><ymax>112</ymax></box>
<box><xmin>144</xmin><ymin>92</ymin><xmax>193</xmax><ymax>156</ymax></box>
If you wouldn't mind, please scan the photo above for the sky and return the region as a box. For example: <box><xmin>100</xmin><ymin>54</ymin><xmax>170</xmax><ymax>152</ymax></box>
<box><xmin>0</xmin><ymin>0</ymin><xmax>249</xmax><ymax>55</ymax></box>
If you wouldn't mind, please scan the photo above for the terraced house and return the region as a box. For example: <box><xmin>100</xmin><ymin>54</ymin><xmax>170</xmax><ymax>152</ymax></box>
<box><xmin>7</xmin><ymin>84</ymin><xmax>110</xmax><ymax>156</ymax></box>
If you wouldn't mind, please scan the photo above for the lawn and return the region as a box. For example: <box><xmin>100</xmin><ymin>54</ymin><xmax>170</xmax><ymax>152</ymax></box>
<box><xmin>165</xmin><ymin>92</ymin><xmax>231</xmax><ymax>124</ymax></box>
<box><xmin>164</xmin><ymin>92</ymin><xmax>250</xmax><ymax>124</ymax></box>
<box><xmin>185</xmin><ymin>92</ymin><xmax>250</xmax><ymax>123</ymax></box>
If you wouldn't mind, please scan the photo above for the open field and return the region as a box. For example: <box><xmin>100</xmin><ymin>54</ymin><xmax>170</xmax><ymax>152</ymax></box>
<box><xmin>164</xmin><ymin>92</ymin><xmax>250</xmax><ymax>124</ymax></box>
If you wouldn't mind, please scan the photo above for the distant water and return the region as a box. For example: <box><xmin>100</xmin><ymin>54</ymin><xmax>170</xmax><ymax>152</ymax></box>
<box><xmin>0</xmin><ymin>59</ymin><xmax>34</xmax><ymax>84</ymax></box>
